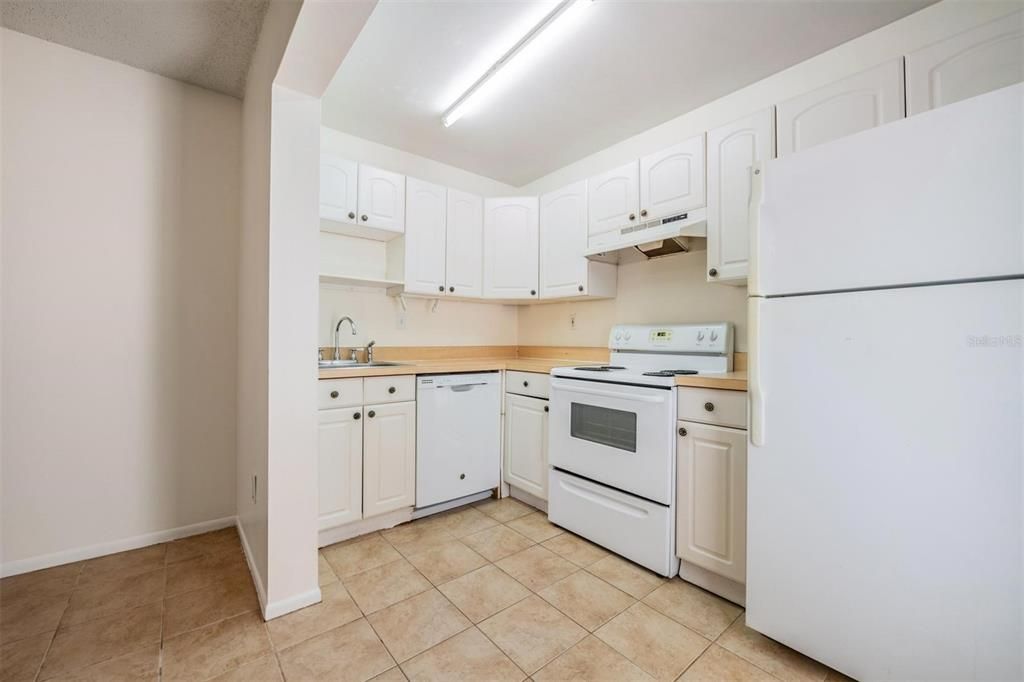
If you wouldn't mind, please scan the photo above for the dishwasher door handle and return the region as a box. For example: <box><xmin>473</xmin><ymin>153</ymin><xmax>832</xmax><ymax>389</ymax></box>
<box><xmin>449</xmin><ymin>384</ymin><xmax>480</xmax><ymax>392</ymax></box>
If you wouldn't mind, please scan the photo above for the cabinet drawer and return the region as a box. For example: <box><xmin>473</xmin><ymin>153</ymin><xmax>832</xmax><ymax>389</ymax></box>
<box><xmin>677</xmin><ymin>387</ymin><xmax>746</xmax><ymax>428</ymax></box>
<box><xmin>319</xmin><ymin>378</ymin><xmax>363</xmax><ymax>410</ymax></box>
<box><xmin>506</xmin><ymin>371</ymin><xmax>550</xmax><ymax>399</ymax></box>
<box><xmin>364</xmin><ymin>375</ymin><xmax>415</xmax><ymax>404</ymax></box>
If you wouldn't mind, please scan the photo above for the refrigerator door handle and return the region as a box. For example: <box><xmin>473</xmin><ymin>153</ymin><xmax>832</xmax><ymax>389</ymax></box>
<box><xmin>749</xmin><ymin>297</ymin><xmax>766</xmax><ymax>446</ymax></box>
<box><xmin>748</xmin><ymin>161</ymin><xmax>765</xmax><ymax>297</ymax></box>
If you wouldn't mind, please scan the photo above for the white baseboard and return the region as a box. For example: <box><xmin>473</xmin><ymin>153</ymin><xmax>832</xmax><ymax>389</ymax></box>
<box><xmin>508</xmin><ymin>486</ymin><xmax>547</xmax><ymax>513</ymax></box>
<box><xmin>679</xmin><ymin>559</ymin><xmax>746</xmax><ymax>607</ymax></box>
<box><xmin>236</xmin><ymin>518</ymin><xmax>269</xmax><ymax>617</ymax></box>
<box><xmin>411</xmin><ymin>491</ymin><xmax>493</xmax><ymax>520</ymax></box>
<box><xmin>318</xmin><ymin>507</ymin><xmax>413</xmax><ymax>548</ymax></box>
<box><xmin>0</xmin><ymin>515</ymin><xmax>238</xmax><ymax>578</ymax></box>
<box><xmin>264</xmin><ymin>587</ymin><xmax>321</xmax><ymax>620</ymax></box>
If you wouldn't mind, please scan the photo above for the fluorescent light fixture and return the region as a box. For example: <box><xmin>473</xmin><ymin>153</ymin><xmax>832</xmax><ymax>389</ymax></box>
<box><xmin>441</xmin><ymin>0</ymin><xmax>593</xmax><ymax>128</ymax></box>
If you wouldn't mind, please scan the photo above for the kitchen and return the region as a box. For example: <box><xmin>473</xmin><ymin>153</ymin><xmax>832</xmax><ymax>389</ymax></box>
<box><xmin>1</xmin><ymin>1</ymin><xmax>1021</xmax><ymax>681</ymax></box>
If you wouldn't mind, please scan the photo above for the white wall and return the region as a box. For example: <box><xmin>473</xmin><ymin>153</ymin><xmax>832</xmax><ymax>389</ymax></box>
<box><xmin>319</xmin><ymin>126</ymin><xmax>520</xmax><ymax>348</ymax></box>
<box><xmin>236</xmin><ymin>0</ymin><xmax>302</xmax><ymax>605</ymax></box>
<box><xmin>518</xmin><ymin>0</ymin><xmax>1022</xmax><ymax>352</ymax></box>
<box><xmin>1</xmin><ymin>29</ymin><xmax>241</xmax><ymax>570</ymax></box>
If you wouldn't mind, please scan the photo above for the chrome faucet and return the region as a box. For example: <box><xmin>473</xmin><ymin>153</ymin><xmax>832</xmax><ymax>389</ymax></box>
<box><xmin>366</xmin><ymin>340</ymin><xmax>376</xmax><ymax>364</ymax></box>
<box><xmin>334</xmin><ymin>316</ymin><xmax>357</xmax><ymax>360</ymax></box>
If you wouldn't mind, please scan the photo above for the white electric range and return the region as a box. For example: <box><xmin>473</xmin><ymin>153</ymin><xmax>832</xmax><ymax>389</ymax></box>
<box><xmin>547</xmin><ymin>323</ymin><xmax>733</xmax><ymax>577</ymax></box>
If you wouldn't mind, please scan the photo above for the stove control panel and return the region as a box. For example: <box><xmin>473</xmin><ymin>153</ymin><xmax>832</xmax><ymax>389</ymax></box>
<box><xmin>609</xmin><ymin>323</ymin><xmax>732</xmax><ymax>354</ymax></box>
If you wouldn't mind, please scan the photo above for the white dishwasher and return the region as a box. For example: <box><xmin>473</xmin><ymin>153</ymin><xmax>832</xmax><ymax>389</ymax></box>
<box><xmin>416</xmin><ymin>372</ymin><xmax>501</xmax><ymax>508</ymax></box>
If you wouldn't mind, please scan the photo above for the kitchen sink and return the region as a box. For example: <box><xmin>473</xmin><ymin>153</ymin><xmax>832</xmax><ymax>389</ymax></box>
<box><xmin>318</xmin><ymin>360</ymin><xmax>406</xmax><ymax>369</ymax></box>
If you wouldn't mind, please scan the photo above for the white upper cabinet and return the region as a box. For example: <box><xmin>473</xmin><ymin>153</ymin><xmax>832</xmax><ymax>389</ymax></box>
<box><xmin>706</xmin><ymin>109</ymin><xmax>774</xmax><ymax>284</ymax></box>
<box><xmin>357</xmin><ymin>165</ymin><xmax>406</xmax><ymax>236</ymax></box>
<box><xmin>403</xmin><ymin>178</ymin><xmax>447</xmax><ymax>296</ymax></box>
<box><xmin>320</xmin><ymin>154</ymin><xmax>358</xmax><ymax>228</ymax></box>
<box><xmin>445</xmin><ymin>189</ymin><xmax>485</xmax><ymax>298</ymax></box>
<box><xmin>776</xmin><ymin>59</ymin><xmax>905</xmax><ymax>157</ymax></box>
<box><xmin>587</xmin><ymin>161</ymin><xmax>639</xmax><ymax>239</ymax></box>
<box><xmin>906</xmin><ymin>11</ymin><xmax>1024</xmax><ymax>116</ymax></box>
<box><xmin>639</xmin><ymin>135</ymin><xmax>706</xmax><ymax>220</ymax></box>
<box><xmin>483</xmin><ymin>197</ymin><xmax>539</xmax><ymax>300</ymax></box>
<box><xmin>540</xmin><ymin>181</ymin><xmax>589</xmax><ymax>299</ymax></box>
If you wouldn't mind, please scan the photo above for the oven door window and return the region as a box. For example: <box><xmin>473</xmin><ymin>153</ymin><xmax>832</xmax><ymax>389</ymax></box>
<box><xmin>570</xmin><ymin>403</ymin><xmax>637</xmax><ymax>452</ymax></box>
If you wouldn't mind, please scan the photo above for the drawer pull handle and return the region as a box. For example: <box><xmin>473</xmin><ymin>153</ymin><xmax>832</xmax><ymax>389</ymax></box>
<box><xmin>330</xmin><ymin>390</ymin><xmax>339</xmax><ymax>399</ymax></box>
<box><xmin>367</xmin><ymin>410</ymin><xmax>376</xmax><ymax>418</ymax></box>
<box><xmin>704</xmin><ymin>402</ymin><xmax>715</xmax><ymax>412</ymax></box>
<box><xmin>353</xmin><ymin>412</ymin><xmax>361</xmax><ymax>420</ymax></box>
<box><xmin>678</xmin><ymin>427</ymin><xmax>687</xmax><ymax>437</ymax></box>
<box><xmin>388</xmin><ymin>386</ymin><xmax>396</xmax><ymax>394</ymax></box>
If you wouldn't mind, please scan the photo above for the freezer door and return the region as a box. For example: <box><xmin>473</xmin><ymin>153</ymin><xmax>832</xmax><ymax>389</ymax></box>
<box><xmin>751</xmin><ymin>84</ymin><xmax>1023</xmax><ymax>297</ymax></box>
<box><xmin>746</xmin><ymin>279</ymin><xmax>1022</xmax><ymax>681</ymax></box>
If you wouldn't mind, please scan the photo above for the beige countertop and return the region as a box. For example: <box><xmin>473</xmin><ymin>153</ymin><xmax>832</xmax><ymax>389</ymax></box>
<box><xmin>320</xmin><ymin>357</ymin><xmax>748</xmax><ymax>391</ymax></box>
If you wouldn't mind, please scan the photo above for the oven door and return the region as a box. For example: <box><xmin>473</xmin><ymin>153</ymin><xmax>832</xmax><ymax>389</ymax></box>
<box><xmin>549</xmin><ymin>377</ymin><xmax>676</xmax><ymax>505</ymax></box>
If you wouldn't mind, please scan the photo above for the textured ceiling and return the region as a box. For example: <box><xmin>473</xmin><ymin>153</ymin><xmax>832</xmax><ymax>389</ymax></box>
<box><xmin>323</xmin><ymin>0</ymin><xmax>935</xmax><ymax>186</ymax></box>
<box><xmin>1</xmin><ymin>0</ymin><xmax>271</xmax><ymax>97</ymax></box>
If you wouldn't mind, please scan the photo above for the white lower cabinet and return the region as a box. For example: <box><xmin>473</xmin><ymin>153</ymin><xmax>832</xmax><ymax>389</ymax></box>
<box><xmin>504</xmin><ymin>393</ymin><xmax>549</xmax><ymax>500</ymax></box>
<box><xmin>317</xmin><ymin>376</ymin><xmax>417</xmax><ymax>531</ymax></box>
<box><xmin>676</xmin><ymin>420</ymin><xmax>747</xmax><ymax>584</ymax></box>
<box><xmin>363</xmin><ymin>401</ymin><xmax>417</xmax><ymax>518</ymax></box>
<box><xmin>318</xmin><ymin>408</ymin><xmax>363</xmax><ymax>530</ymax></box>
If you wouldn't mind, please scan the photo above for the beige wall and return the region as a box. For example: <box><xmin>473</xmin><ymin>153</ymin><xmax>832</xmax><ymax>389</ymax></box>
<box><xmin>319</xmin><ymin>126</ymin><xmax>520</xmax><ymax>348</ymax></box>
<box><xmin>517</xmin><ymin>0</ymin><xmax>1020</xmax><ymax>352</ymax></box>
<box><xmin>1</xmin><ymin>29</ymin><xmax>241</xmax><ymax>570</ymax></box>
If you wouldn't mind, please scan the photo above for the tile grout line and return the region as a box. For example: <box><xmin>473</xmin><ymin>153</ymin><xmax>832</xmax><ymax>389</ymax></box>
<box><xmin>30</xmin><ymin>562</ymin><xmax>82</xmax><ymax>682</ymax></box>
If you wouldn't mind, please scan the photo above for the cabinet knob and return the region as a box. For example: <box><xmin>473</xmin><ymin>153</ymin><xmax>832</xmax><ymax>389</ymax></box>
<box><xmin>449</xmin><ymin>286</ymin><xmax>455</xmax><ymax>293</ymax></box>
<box><xmin>708</xmin><ymin>268</ymin><xmax>718</xmax><ymax>277</ymax></box>
<box><xmin>578</xmin><ymin>285</ymin><xmax>584</xmax><ymax>292</ymax></box>
<box><xmin>367</xmin><ymin>410</ymin><xmax>376</xmax><ymax>418</ymax></box>
<box><xmin>330</xmin><ymin>390</ymin><xmax>339</xmax><ymax>399</ymax></box>
<box><xmin>523</xmin><ymin>381</ymin><xmax>529</xmax><ymax>387</ymax></box>
<box><xmin>544</xmin><ymin>405</ymin><xmax>549</xmax><ymax>413</ymax></box>
<box><xmin>678</xmin><ymin>427</ymin><xmax>687</xmax><ymax>437</ymax></box>
<box><xmin>361</xmin><ymin>214</ymin><xmax>368</xmax><ymax>221</ymax></box>
<box><xmin>628</xmin><ymin>213</ymin><xmax>636</xmax><ymax>221</ymax></box>
<box><xmin>640</xmin><ymin>209</ymin><xmax>648</xmax><ymax>217</ymax></box>
<box><xmin>438</xmin><ymin>285</ymin><xmax>445</xmax><ymax>292</ymax></box>
<box><xmin>459</xmin><ymin>473</ymin><xmax>466</xmax><ymax>480</ymax></box>
<box><xmin>347</xmin><ymin>211</ymin><xmax>355</xmax><ymax>219</ymax></box>
<box><xmin>388</xmin><ymin>386</ymin><xmax>396</xmax><ymax>394</ymax></box>
<box><xmin>353</xmin><ymin>411</ymin><xmax>361</xmax><ymax>420</ymax></box>
<box><xmin>530</xmin><ymin>289</ymin><xmax>536</xmax><ymax>296</ymax></box>
<box><xmin>704</xmin><ymin>402</ymin><xmax>715</xmax><ymax>412</ymax></box>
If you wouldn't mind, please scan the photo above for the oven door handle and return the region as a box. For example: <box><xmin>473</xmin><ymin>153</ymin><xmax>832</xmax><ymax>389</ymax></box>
<box><xmin>550</xmin><ymin>379</ymin><xmax>668</xmax><ymax>404</ymax></box>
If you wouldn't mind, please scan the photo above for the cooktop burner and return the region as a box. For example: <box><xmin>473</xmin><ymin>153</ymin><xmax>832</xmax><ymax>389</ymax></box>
<box><xmin>642</xmin><ymin>369</ymin><xmax>700</xmax><ymax>377</ymax></box>
<box><xmin>574</xmin><ymin>365</ymin><xmax>626</xmax><ymax>372</ymax></box>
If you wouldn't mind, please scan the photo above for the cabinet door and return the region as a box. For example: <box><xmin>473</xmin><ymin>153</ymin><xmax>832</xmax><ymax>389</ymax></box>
<box><xmin>777</xmin><ymin>59</ymin><xmax>905</xmax><ymax>158</ymax></box>
<box><xmin>677</xmin><ymin>421</ymin><xmax>747</xmax><ymax>583</ymax></box>
<box><xmin>706</xmin><ymin>109</ymin><xmax>774</xmax><ymax>284</ymax></box>
<box><xmin>318</xmin><ymin>408</ymin><xmax>363</xmax><ymax>530</ymax></box>
<box><xmin>483</xmin><ymin>197</ymin><xmax>539</xmax><ymax>300</ymax></box>
<box><xmin>357</xmin><ymin>165</ymin><xmax>406</xmax><ymax>234</ymax></box>
<box><xmin>504</xmin><ymin>394</ymin><xmax>549</xmax><ymax>500</ymax></box>
<box><xmin>320</xmin><ymin>154</ymin><xmax>358</xmax><ymax>229</ymax></box>
<box><xmin>540</xmin><ymin>180</ymin><xmax>589</xmax><ymax>299</ymax></box>
<box><xmin>587</xmin><ymin>161</ymin><xmax>639</xmax><ymax>238</ymax></box>
<box><xmin>404</xmin><ymin>178</ymin><xmax>447</xmax><ymax>295</ymax></box>
<box><xmin>363</xmin><ymin>401</ymin><xmax>416</xmax><ymax>518</ymax></box>
<box><xmin>445</xmin><ymin>189</ymin><xmax>484</xmax><ymax>298</ymax></box>
<box><xmin>639</xmin><ymin>135</ymin><xmax>706</xmax><ymax>220</ymax></box>
<box><xmin>906</xmin><ymin>10</ymin><xmax>1024</xmax><ymax>116</ymax></box>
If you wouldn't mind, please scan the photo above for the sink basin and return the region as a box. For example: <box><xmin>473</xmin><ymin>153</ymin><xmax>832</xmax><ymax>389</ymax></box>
<box><xmin>319</xmin><ymin>360</ymin><xmax>406</xmax><ymax>369</ymax></box>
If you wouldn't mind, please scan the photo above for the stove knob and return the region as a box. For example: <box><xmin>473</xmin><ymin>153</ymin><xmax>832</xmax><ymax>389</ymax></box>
<box><xmin>696</xmin><ymin>331</ymin><xmax>705</xmax><ymax>341</ymax></box>
<box><xmin>624</xmin><ymin>332</ymin><xmax>632</xmax><ymax>341</ymax></box>
<box><xmin>710</xmin><ymin>330</ymin><xmax>718</xmax><ymax>342</ymax></box>
<box><xmin>614</xmin><ymin>332</ymin><xmax>622</xmax><ymax>341</ymax></box>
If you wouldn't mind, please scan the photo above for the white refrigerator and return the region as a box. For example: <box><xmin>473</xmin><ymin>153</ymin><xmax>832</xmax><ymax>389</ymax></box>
<box><xmin>747</xmin><ymin>84</ymin><xmax>1022</xmax><ymax>681</ymax></box>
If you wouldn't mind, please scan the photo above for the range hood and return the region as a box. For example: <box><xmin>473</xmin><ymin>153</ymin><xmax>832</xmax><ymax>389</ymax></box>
<box><xmin>585</xmin><ymin>208</ymin><xmax>707</xmax><ymax>259</ymax></box>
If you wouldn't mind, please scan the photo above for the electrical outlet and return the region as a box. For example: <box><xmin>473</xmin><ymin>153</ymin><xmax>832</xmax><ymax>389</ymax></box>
<box><xmin>570</xmin><ymin>313</ymin><xmax>577</xmax><ymax>330</ymax></box>
<box><xmin>397</xmin><ymin>311</ymin><xmax>407</xmax><ymax>329</ymax></box>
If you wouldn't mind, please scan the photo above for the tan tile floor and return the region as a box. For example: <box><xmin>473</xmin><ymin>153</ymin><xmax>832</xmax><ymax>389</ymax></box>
<box><xmin>0</xmin><ymin>499</ymin><xmax>854</xmax><ymax>681</ymax></box>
